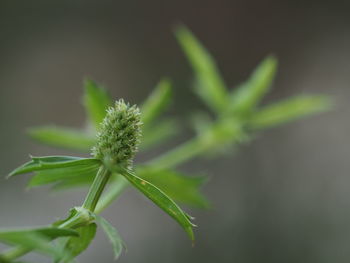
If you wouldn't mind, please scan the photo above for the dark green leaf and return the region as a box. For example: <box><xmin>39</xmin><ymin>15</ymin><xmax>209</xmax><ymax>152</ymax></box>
<box><xmin>175</xmin><ymin>25</ymin><xmax>228</xmax><ymax>113</ymax></box>
<box><xmin>138</xmin><ymin>167</ymin><xmax>209</xmax><ymax>209</ymax></box>
<box><xmin>27</xmin><ymin>126</ymin><xmax>95</xmax><ymax>152</ymax></box>
<box><xmin>8</xmin><ymin>156</ymin><xmax>100</xmax><ymax>178</ymax></box>
<box><xmin>83</xmin><ymin>79</ymin><xmax>112</xmax><ymax>128</ymax></box>
<box><xmin>228</xmin><ymin>55</ymin><xmax>277</xmax><ymax>115</ymax></box>
<box><xmin>94</xmin><ymin>215</ymin><xmax>124</xmax><ymax>260</ymax></box>
<box><xmin>141</xmin><ymin>79</ymin><xmax>172</xmax><ymax>126</ymax></box>
<box><xmin>119</xmin><ymin>167</ymin><xmax>195</xmax><ymax>241</ymax></box>
<box><xmin>60</xmin><ymin>223</ymin><xmax>97</xmax><ymax>262</ymax></box>
<box><xmin>249</xmin><ymin>95</ymin><xmax>332</xmax><ymax>129</ymax></box>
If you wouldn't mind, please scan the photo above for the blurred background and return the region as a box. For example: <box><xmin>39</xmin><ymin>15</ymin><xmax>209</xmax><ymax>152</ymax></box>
<box><xmin>0</xmin><ymin>0</ymin><xmax>349</xmax><ymax>262</ymax></box>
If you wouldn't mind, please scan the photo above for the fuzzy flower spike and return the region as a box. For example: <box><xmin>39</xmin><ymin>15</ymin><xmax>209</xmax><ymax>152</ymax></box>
<box><xmin>92</xmin><ymin>99</ymin><xmax>142</xmax><ymax>170</ymax></box>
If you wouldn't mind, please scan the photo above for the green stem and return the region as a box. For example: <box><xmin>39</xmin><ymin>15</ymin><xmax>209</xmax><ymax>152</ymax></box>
<box><xmin>95</xmin><ymin>176</ymin><xmax>129</xmax><ymax>214</ymax></box>
<box><xmin>1</xmin><ymin>166</ymin><xmax>111</xmax><ymax>262</ymax></box>
<box><xmin>82</xmin><ymin>165</ymin><xmax>111</xmax><ymax>212</ymax></box>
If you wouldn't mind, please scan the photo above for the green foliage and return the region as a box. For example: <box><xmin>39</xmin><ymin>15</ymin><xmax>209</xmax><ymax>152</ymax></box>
<box><xmin>8</xmin><ymin>156</ymin><xmax>100</xmax><ymax>178</ymax></box>
<box><xmin>8</xmin><ymin>156</ymin><xmax>101</xmax><ymax>189</ymax></box>
<box><xmin>141</xmin><ymin>78</ymin><xmax>172</xmax><ymax>126</ymax></box>
<box><xmin>1</xmin><ymin>25</ymin><xmax>331</xmax><ymax>262</ymax></box>
<box><xmin>139</xmin><ymin>167</ymin><xmax>209</xmax><ymax>208</ymax></box>
<box><xmin>94</xmin><ymin>215</ymin><xmax>124</xmax><ymax>260</ymax></box>
<box><xmin>0</xmin><ymin>227</ymin><xmax>78</xmax><ymax>260</ymax></box>
<box><xmin>27</xmin><ymin>126</ymin><xmax>95</xmax><ymax>152</ymax></box>
<box><xmin>249</xmin><ymin>95</ymin><xmax>332</xmax><ymax>129</ymax></box>
<box><xmin>83</xmin><ymin>79</ymin><xmax>112</xmax><ymax>129</ymax></box>
<box><xmin>228</xmin><ymin>55</ymin><xmax>278</xmax><ymax>116</ymax></box>
<box><xmin>116</xmin><ymin>167</ymin><xmax>195</xmax><ymax>241</ymax></box>
<box><xmin>175</xmin><ymin>25</ymin><xmax>228</xmax><ymax>113</ymax></box>
<box><xmin>60</xmin><ymin>223</ymin><xmax>97</xmax><ymax>262</ymax></box>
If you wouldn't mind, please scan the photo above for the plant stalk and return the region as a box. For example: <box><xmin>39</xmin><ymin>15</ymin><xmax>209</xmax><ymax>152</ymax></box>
<box><xmin>82</xmin><ymin>165</ymin><xmax>111</xmax><ymax>212</ymax></box>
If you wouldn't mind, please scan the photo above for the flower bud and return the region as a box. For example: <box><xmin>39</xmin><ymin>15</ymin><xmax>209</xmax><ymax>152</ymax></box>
<box><xmin>92</xmin><ymin>99</ymin><xmax>142</xmax><ymax>169</ymax></box>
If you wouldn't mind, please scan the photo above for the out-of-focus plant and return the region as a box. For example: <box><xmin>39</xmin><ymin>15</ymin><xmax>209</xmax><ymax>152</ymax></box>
<box><xmin>0</xmin><ymin>26</ymin><xmax>331</xmax><ymax>263</ymax></box>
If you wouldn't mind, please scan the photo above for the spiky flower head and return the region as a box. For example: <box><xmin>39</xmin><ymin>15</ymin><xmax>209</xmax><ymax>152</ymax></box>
<box><xmin>92</xmin><ymin>99</ymin><xmax>142</xmax><ymax>169</ymax></box>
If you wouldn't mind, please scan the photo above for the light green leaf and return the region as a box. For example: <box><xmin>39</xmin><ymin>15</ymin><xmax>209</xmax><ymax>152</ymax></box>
<box><xmin>175</xmin><ymin>25</ymin><xmax>228</xmax><ymax>113</ymax></box>
<box><xmin>118</xmin><ymin>167</ymin><xmax>195</xmax><ymax>241</ymax></box>
<box><xmin>8</xmin><ymin>156</ymin><xmax>100</xmax><ymax>178</ymax></box>
<box><xmin>29</xmin><ymin>162</ymin><xmax>100</xmax><ymax>188</ymax></box>
<box><xmin>228</xmin><ymin>55</ymin><xmax>278</xmax><ymax>115</ymax></box>
<box><xmin>60</xmin><ymin>223</ymin><xmax>97</xmax><ymax>262</ymax></box>
<box><xmin>249</xmin><ymin>95</ymin><xmax>332</xmax><ymax>129</ymax></box>
<box><xmin>83</xmin><ymin>79</ymin><xmax>112</xmax><ymax>128</ymax></box>
<box><xmin>0</xmin><ymin>227</ymin><xmax>78</xmax><ymax>259</ymax></box>
<box><xmin>27</xmin><ymin>126</ymin><xmax>95</xmax><ymax>152</ymax></box>
<box><xmin>141</xmin><ymin>79</ymin><xmax>172</xmax><ymax>126</ymax></box>
<box><xmin>141</xmin><ymin>120</ymin><xmax>179</xmax><ymax>150</ymax></box>
<box><xmin>94</xmin><ymin>215</ymin><xmax>124</xmax><ymax>260</ymax></box>
<box><xmin>138</xmin><ymin>167</ymin><xmax>209</xmax><ymax>209</ymax></box>
<box><xmin>51</xmin><ymin>174</ymin><xmax>95</xmax><ymax>190</ymax></box>
<box><xmin>31</xmin><ymin>228</ymin><xmax>79</xmax><ymax>239</ymax></box>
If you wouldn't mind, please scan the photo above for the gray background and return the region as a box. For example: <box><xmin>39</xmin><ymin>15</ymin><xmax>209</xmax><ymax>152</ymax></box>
<box><xmin>0</xmin><ymin>1</ymin><xmax>349</xmax><ymax>262</ymax></box>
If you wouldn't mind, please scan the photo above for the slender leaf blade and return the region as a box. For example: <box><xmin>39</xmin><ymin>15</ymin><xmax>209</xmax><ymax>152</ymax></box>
<box><xmin>60</xmin><ymin>223</ymin><xmax>97</xmax><ymax>262</ymax></box>
<box><xmin>229</xmin><ymin>55</ymin><xmax>278</xmax><ymax>114</ymax></box>
<box><xmin>8</xmin><ymin>156</ymin><xmax>100</xmax><ymax>178</ymax></box>
<box><xmin>83</xmin><ymin>79</ymin><xmax>112</xmax><ymax>128</ymax></box>
<box><xmin>27</xmin><ymin>126</ymin><xmax>95</xmax><ymax>151</ymax></box>
<box><xmin>138</xmin><ymin>167</ymin><xmax>209</xmax><ymax>209</ymax></box>
<box><xmin>0</xmin><ymin>227</ymin><xmax>78</xmax><ymax>259</ymax></box>
<box><xmin>94</xmin><ymin>215</ymin><xmax>124</xmax><ymax>260</ymax></box>
<box><xmin>119</xmin><ymin>168</ymin><xmax>195</xmax><ymax>241</ymax></box>
<box><xmin>52</xmin><ymin>174</ymin><xmax>95</xmax><ymax>190</ymax></box>
<box><xmin>29</xmin><ymin>163</ymin><xmax>100</xmax><ymax>188</ymax></box>
<box><xmin>141</xmin><ymin>79</ymin><xmax>172</xmax><ymax>126</ymax></box>
<box><xmin>249</xmin><ymin>95</ymin><xmax>332</xmax><ymax>129</ymax></box>
<box><xmin>175</xmin><ymin>25</ymin><xmax>228</xmax><ymax>113</ymax></box>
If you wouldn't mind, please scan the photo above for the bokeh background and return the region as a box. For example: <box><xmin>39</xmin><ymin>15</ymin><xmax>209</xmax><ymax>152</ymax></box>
<box><xmin>0</xmin><ymin>1</ymin><xmax>349</xmax><ymax>262</ymax></box>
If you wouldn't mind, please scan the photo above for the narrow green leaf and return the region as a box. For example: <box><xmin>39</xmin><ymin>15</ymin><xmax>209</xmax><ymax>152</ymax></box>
<box><xmin>249</xmin><ymin>95</ymin><xmax>332</xmax><ymax>129</ymax></box>
<box><xmin>175</xmin><ymin>25</ymin><xmax>228</xmax><ymax>113</ymax></box>
<box><xmin>60</xmin><ymin>223</ymin><xmax>97</xmax><ymax>262</ymax></box>
<box><xmin>8</xmin><ymin>156</ymin><xmax>100</xmax><ymax>178</ymax></box>
<box><xmin>138</xmin><ymin>167</ymin><xmax>210</xmax><ymax>209</ymax></box>
<box><xmin>83</xmin><ymin>79</ymin><xmax>112</xmax><ymax>128</ymax></box>
<box><xmin>0</xmin><ymin>227</ymin><xmax>78</xmax><ymax>258</ymax></box>
<box><xmin>141</xmin><ymin>120</ymin><xmax>179</xmax><ymax>150</ymax></box>
<box><xmin>27</xmin><ymin>126</ymin><xmax>95</xmax><ymax>152</ymax></box>
<box><xmin>52</xmin><ymin>174</ymin><xmax>95</xmax><ymax>190</ymax></box>
<box><xmin>141</xmin><ymin>79</ymin><xmax>172</xmax><ymax>126</ymax></box>
<box><xmin>0</xmin><ymin>233</ymin><xmax>55</xmax><ymax>258</ymax></box>
<box><xmin>94</xmin><ymin>215</ymin><xmax>124</xmax><ymax>260</ymax></box>
<box><xmin>34</xmin><ymin>228</ymin><xmax>79</xmax><ymax>239</ymax></box>
<box><xmin>29</xmin><ymin>162</ymin><xmax>100</xmax><ymax>188</ymax></box>
<box><xmin>229</xmin><ymin>55</ymin><xmax>278</xmax><ymax>115</ymax></box>
<box><xmin>119</xmin><ymin>168</ymin><xmax>195</xmax><ymax>241</ymax></box>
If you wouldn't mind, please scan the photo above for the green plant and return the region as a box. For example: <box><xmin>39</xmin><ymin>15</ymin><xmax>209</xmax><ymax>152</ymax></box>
<box><xmin>0</xmin><ymin>26</ymin><xmax>331</xmax><ymax>263</ymax></box>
